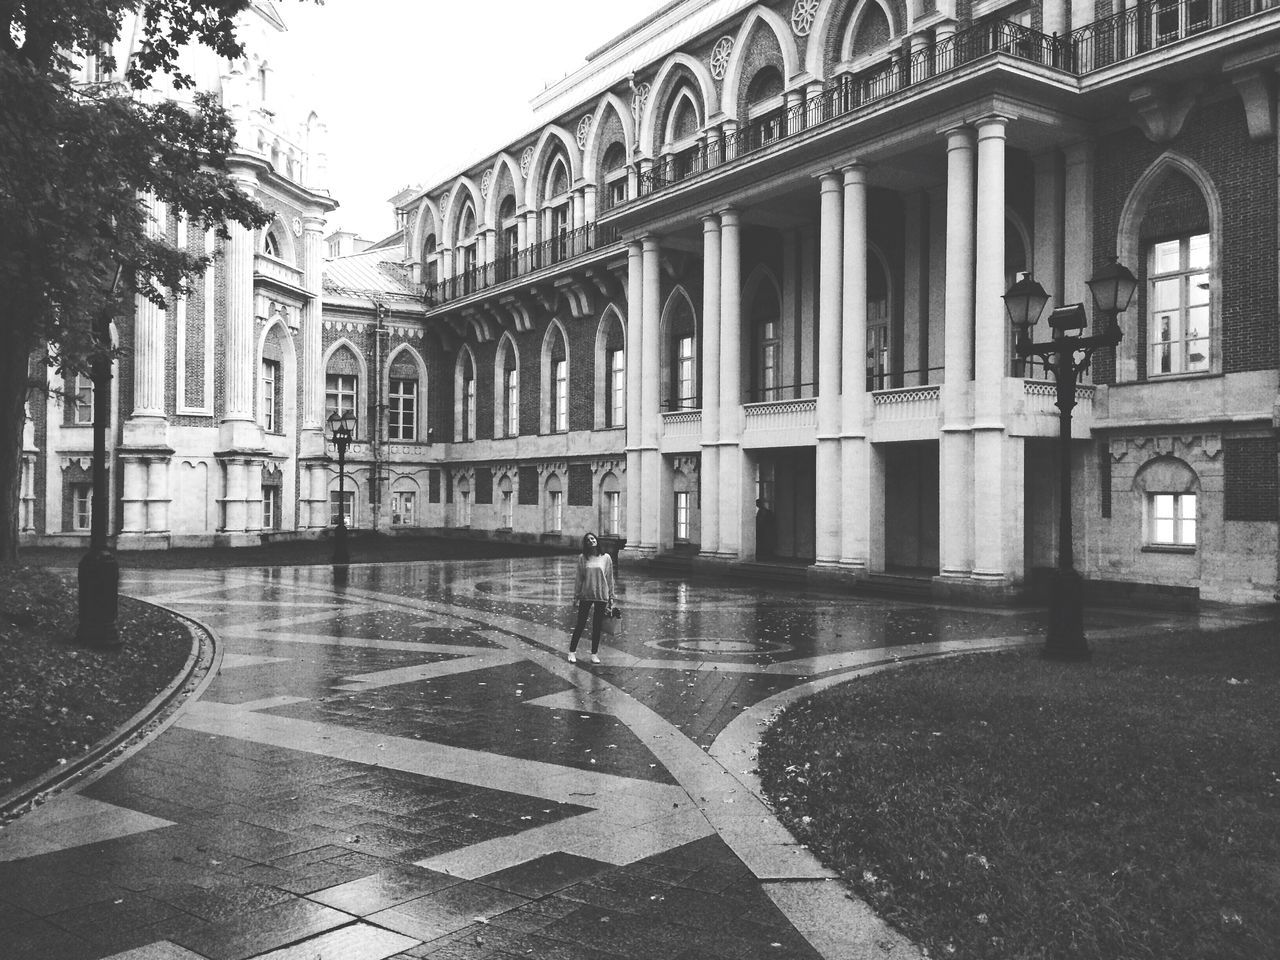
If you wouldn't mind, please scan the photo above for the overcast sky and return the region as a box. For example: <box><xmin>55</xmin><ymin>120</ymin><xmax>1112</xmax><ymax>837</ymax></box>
<box><xmin>274</xmin><ymin>0</ymin><xmax>673</xmax><ymax>241</ymax></box>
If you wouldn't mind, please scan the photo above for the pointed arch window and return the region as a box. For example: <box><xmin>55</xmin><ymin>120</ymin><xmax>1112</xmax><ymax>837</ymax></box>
<box><xmin>602</xmin><ymin>142</ymin><xmax>628</xmax><ymax>209</ymax></box>
<box><xmin>388</xmin><ymin>354</ymin><xmax>419</xmax><ymax>441</ymax></box>
<box><xmin>325</xmin><ymin>346</ymin><xmax>359</xmax><ymax>438</ymax></box>
<box><xmin>498</xmin><ymin>195</ymin><xmax>519</xmax><ymax>280</ymax></box>
<box><xmin>1149</xmin><ymin>233</ymin><xmax>1210</xmax><ymax>377</ymax></box>
<box><xmin>545</xmin><ymin>156</ymin><xmax>572</xmax><ymax>263</ymax></box>
<box><xmin>745</xmin><ymin>67</ymin><xmax>785</xmax><ymax>149</ymax></box>
<box><xmin>458</xmin><ymin>201</ymin><xmax>478</xmax><ymax>294</ymax></box>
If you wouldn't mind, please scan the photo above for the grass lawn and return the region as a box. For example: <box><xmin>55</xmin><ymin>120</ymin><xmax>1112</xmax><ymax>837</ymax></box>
<box><xmin>758</xmin><ymin>621</ymin><xmax>1280</xmax><ymax>960</ymax></box>
<box><xmin>0</xmin><ymin>564</ymin><xmax>191</xmax><ymax>801</ymax></box>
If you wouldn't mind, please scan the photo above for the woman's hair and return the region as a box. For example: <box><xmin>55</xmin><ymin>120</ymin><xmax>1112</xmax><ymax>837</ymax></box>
<box><xmin>580</xmin><ymin>532</ymin><xmax>599</xmax><ymax>556</ymax></box>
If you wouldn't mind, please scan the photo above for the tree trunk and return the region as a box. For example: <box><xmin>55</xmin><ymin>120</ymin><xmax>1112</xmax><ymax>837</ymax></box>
<box><xmin>0</xmin><ymin>341</ymin><xmax>34</xmax><ymax>561</ymax></box>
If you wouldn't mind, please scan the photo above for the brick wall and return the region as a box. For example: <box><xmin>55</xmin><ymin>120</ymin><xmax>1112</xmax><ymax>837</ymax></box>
<box><xmin>1224</xmin><ymin>437</ymin><xmax>1279</xmax><ymax>521</ymax></box>
<box><xmin>568</xmin><ymin>463</ymin><xmax>593</xmax><ymax>506</ymax></box>
<box><xmin>475</xmin><ymin>467</ymin><xmax>493</xmax><ymax>504</ymax></box>
<box><xmin>1093</xmin><ymin>97</ymin><xmax>1278</xmax><ymax>382</ymax></box>
<box><xmin>518</xmin><ymin>465</ymin><xmax>539</xmax><ymax>504</ymax></box>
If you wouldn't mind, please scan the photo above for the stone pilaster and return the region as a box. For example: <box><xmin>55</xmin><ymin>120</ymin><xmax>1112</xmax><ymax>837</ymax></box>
<box><xmin>816</xmin><ymin>173</ymin><xmax>843</xmax><ymax>565</ymax></box>
<box><xmin>718</xmin><ymin>208</ymin><xmax>744</xmax><ymax>557</ymax></box>
<box><xmin>700</xmin><ymin>214</ymin><xmax>722</xmax><ymax>556</ymax></box>
<box><xmin>639</xmin><ymin>236</ymin><xmax>662</xmax><ymax>552</ymax></box>
<box><xmin>841</xmin><ymin>163</ymin><xmax>872</xmax><ymax>572</ymax></box>
<box><xmin>625</xmin><ymin>241</ymin><xmax>644</xmax><ymax>550</ymax></box>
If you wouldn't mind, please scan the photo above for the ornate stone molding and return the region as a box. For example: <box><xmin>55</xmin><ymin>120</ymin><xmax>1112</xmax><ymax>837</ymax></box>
<box><xmin>710</xmin><ymin>37</ymin><xmax>734</xmax><ymax>80</ymax></box>
<box><xmin>791</xmin><ymin>0</ymin><xmax>820</xmax><ymax>36</ymax></box>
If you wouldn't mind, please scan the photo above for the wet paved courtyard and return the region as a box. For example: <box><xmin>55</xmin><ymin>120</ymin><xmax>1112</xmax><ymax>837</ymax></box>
<box><xmin>0</xmin><ymin>558</ymin><xmax>1212</xmax><ymax>959</ymax></box>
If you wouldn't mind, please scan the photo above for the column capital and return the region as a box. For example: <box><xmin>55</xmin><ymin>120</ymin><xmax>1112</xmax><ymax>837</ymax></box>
<box><xmin>817</xmin><ymin>170</ymin><xmax>843</xmax><ymax>191</ymax></box>
<box><xmin>975</xmin><ymin>115</ymin><xmax>1011</xmax><ymax>137</ymax></box>
<box><xmin>627</xmin><ymin>239</ymin><xmax>644</xmax><ymax>257</ymax></box>
<box><xmin>302</xmin><ymin>215</ymin><xmax>326</xmax><ymax>234</ymax></box>
<box><xmin>716</xmin><ymin>206</ymin><xmax>740</xmax><ymax>224</ymax></box>
<box><xmin>641</xmin><ymin>234</ymin><xmax>660</xmax><ymax>252</ymax></box>
<box><xmin>842</xmin><ymin>163</ymin><xmax>867</xmax><ymax>185</ymax></box>
<box><xmin>701</xmin><ymin>213</ymin><xmax>721</xmax><ymax>230</ymax></box>
<box><xmin>1063</xmin><ymin>138</ymin><xmax>1096</xmax><ymax>165</ymax></box>
<box><xmin>943</xmin><ymin>125</ymin><xmax>976</xmax><ymax>147</ymax></box>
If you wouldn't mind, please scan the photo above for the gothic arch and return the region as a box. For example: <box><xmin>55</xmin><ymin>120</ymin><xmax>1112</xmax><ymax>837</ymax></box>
<box><xmin>639</xmin><ymin>52</ymin><xmax>717</xmax><ymax>157</ymax></box>
<box><xmin>719</xmin><ymin>5</ymin><xmax>802</xmax><ymax>120</ymax></box>
<box><xmin>492</xmin><ymin>331</ymin><xmax>521</xmax><ymax>436</ymax></box>
<box><xmin>1115</xmin><ymin>151</ymin><xmax>1223</xmax><ymax>382</ymax></box>
<box><xmin>322</xmin><ymin>337</ymin><xmax>369</xmax><ymax>436</ymax></box>
<box><xmin>807</xmin><ymin>0</ymin><xmax>908</xmax><ymax>76</ymax></box>
<box><xmin>593</xmin><ymin>303</ymin><xmax>627</xmax><ymax>428</ymax></box>
<box><xmin>839</xmin><ymin>0</ymin><xmax>900</xmax><ymax>64</ymax></box>
<box><xmin>483</xmin><ymin>152</ymin><xmax>525</xmax><ymax>226</ymax></box>
<box><xmin>524</xmin><ymin>126</ymin><xmax>583</xmax><ymax>209</ymax></box>
<box><xmin>411</xmin><ymin>196</ymin><xmax>441</xmax><ymax>264</ymax></box>
<box><xmin>256</xmin><ymin>316</ymin><xmax>298</xmax><ymax>436</ymax></box>
<box><xmin>385</xmin><ymin>343</ymin><xmax>428</xmax><ymax>443</ymax></box>
<box><xmin>261</xmin><ymin>214</ymin><xmax>297</xmax><ymax>264</ymax></box>
<box><xmin>540</xmin><ymin>317</ymin><xmax>571</xmax><ymax>433</ymax></box>
<box><xmin>583</xmin><ymin>92</ymin><xmax>635</xmax><ymax>178</ymax></box>
<box><xmin>662</xmin><ymin>87</ymin><xmax>703</xmax><ymax>149</ymax></box>
<box><xmin>441</xmin><ymin>177</ymin><xmax>484</xmax><ymax>246</ymax></box>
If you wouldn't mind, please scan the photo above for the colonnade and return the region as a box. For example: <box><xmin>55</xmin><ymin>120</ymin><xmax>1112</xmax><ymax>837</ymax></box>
<box><xmin>623</xmin><ymin>115</ymin><xmax>1036</xmax><ymax>591</ymax></box>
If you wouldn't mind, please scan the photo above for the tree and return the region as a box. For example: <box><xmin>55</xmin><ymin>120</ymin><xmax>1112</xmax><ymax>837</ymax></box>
<box><xmin>0</xmin><ymin>1</ymin><xmax>303</xmax><ymax>559</ymax></box>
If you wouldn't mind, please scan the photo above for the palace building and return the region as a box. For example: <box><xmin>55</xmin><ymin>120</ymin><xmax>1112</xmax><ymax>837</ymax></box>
<box><xmin>22</xmin><ymin>0</ymin><xmax>1280</xmax><ymax>605</ymax></box>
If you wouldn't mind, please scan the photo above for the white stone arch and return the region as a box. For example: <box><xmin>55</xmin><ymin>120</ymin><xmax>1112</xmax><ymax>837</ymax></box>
<box><xmin>260</xmin><ymin>214</ymin><xmax>298</xmax><ymax>265</ymax></box>
<box><xmin>411</xmin><ymin>196</ymin><xmax>441</xmax><ymax>263</ymax></box>
<box><xmin>639</xmin><ymin>52</ymin><xmax>717</xmax><ymax>157</ymax></box>
<box><xmin>1115</xmin><ymin>150</ymin><xmax>1223</xmax><ymax>382</ymax></box>
<box><xmin>322</xmin><ymin>336</ymin><xmax>368</xmax><ymax>438</ymax></box>
<box><xmin>328</xmin><ymin>475</ymin><xmax>360</xmax><ymax>526</ymax></box>
<box><xmin>806</xmin><ymin>0</ymin><xmax>906</xmax><ymax>77</ymax></box>
<box><xmin>453</xmin><ymin>343</ymin><xmax>479</xmax><ymax>441</ymax></box>
<box><xmin>390</xmin><ymin>473</ymin><xmax>422</xmax><ymax>526</ymax></box>
<box><xmin>483</xmin><ymin>152</ymin><xmax>526</xmax><ymax>226</ymax></box>
<box><xmin>593</xmin><ymin>302</ymin><xmax>628</xmax><ymax>429</ymax></box>
<box><xmin>385</xmin><ymin>342</ymin><xmax>429</xmax><ymax>443</ymax></box>
<box><xmin>523</xmin><ymin>126</ymin><xmax>583</xmax><ymax>209</ymax></box>
<box><xmin>539</xmin><ymin>317</ymin><xmax>572</xmax><ymax>433</ymax></box>
<box><xmin>441</xmin><ymin>177</ymin><xmax>484</xmax><ymax>246</ymax></box>
<box><xmin>543</xmin><ymin>470</ymin><xmax>564</xmax><ymax>533</ymax></box>
<box><xmin>839</xmin><ymin>0</ymin><xmax>900</xmax><ymax>65</ymax></box>
<box><xmin>662</xmin><ymin>87</ymin><xmax>703</xmax><ymax>151</ymax></box>
<box><xmin>719</xmin><ymin>5</ymin><xmax>802</xmax><ymax>120</ymax></box>
<box><xmin>492</xmin><ymin>331</ymin><xmax>522</xmax><ymax>438</ymax></box>
<box><xmin>583</xmin><ymin>92</ymin><xmax>635</xmax><ymax>176</ymax></box>
<box><xmin>255</xmin><ymin>317</ymin><xmax>298</xmax><ymax>437</ymax></box>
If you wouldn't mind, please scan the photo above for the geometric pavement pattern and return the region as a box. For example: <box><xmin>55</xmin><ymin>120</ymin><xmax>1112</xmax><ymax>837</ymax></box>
<box><xmin>0</xmin><ymin>557</ymin><xmax>1196</xmax><ymax>959</ymax></box>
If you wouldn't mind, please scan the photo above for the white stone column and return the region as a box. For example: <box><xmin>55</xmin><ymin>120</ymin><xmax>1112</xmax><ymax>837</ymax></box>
<box><xmin>301</xmin><ymin>217</ymin><xmax>326</xmax><ymax>457</ymax></box>
<box><xmin>583</xmin><ymin>184</ymin><xmax>597</xmax><ymax>224</ymax></box>
<box><xmin>131</xmin><ymin>293</ymin><xmax>165</xmax><ymax>418</ymax></box>
<box><xmin>700</xmin><ymin>214</ymin><xmax>722</xmax><ymax>556</ymax></box>
<box><xmin>220</xmin><ymin>180</ymin><xmax>260</xmax><ymax>452</ymax></box>
<box><xmin>1064</xmin><ymin>141</ymin><xmax>1096</xmax><ymax>341</ymax></box>
<box><xmin>640</xmin><ymin>236</ymin><xmax>662</xmax><ymax>552</ymax></box>
<box><xmin>939</xmin><ymin>126</ymin><xmax>976</xmax><ymax>580</ymax></box>
<box><xmin>627</xmin><ymin>165</ymin><xmax>640</xmax><ymax>199</ymax></box>
<box><xmin>516</xmin><ymin>211</ymin><xmax>528</xmax><ymax>251</ymax></box>
<box><xmin>840</xmin><ymin>164</ymin><xmax>871</xmax><ymax>571</ymax></box>
<box><xmin>973</xmin><ymin>115</ymin><xmax>1016</xmax><ymax>584</ymax></box>
<box><xmin>572</xmin><ymin>191</ymin><xmax>586</xmax><ymax>233</ymax></box>
<box><xmin>718</xmin><ymin>208</ymin><xmax>744</xmax><ymax>557</ymax></box>
<box><xmin>309</xmin><ymin>463</ymin><xmax>329</xmax><ymax>530</ymax></box>
<box><xmin>721</xmin><ymin>120</ymin><xmax>739</xmax><ymax>161</ymax></box>
<box><xmin>625</xmin><ymin>241</ymin><xmax>645</xmax><ymax>549</ymax></box>
<box><xmin>816</xmin><ymin>173</ymin><xmax>843</xmax><ymax>565</ymax></box>
<box><xmin>785</xmin><ymin>89</ymin><xmax>804</xmax><ymax>135</ymax></box>
<box><xmin>246</xmin><ymin>463</ymin><xmax>263</xmax><ymax>533</ymax></box>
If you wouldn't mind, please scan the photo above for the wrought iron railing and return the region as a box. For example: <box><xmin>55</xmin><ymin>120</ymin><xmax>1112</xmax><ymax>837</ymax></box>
<box><xmin>1062</xmin><ymin>0</ymin><xmax>1266</xmax><ymax>73</ymax></box>
<box><xmin>745</xmin><ymin>380</ymin><xmax>817</xmax><ymax>403</ymax></box>
<box><xmin>424</xmin><ymin>221</ymin><xmax>622</xmax><ymax>307</ymax></box>
<box><xmin>634</xmin><ymin>19</ymin><xmax>1062</xmax><ymax>199</ymax></box>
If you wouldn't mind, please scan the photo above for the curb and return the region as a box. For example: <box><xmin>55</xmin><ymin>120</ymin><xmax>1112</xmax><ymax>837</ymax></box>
<box><xmin>0</xmin><ymin>601</ymin><xmax>221</xmax><ymax>824</ymax></box>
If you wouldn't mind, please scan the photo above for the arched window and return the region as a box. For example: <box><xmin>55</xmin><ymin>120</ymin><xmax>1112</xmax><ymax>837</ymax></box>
<box><xmin>545</xmin><ymin>473</ymin><xmax>563</xmax><ymax>533</ymax></box>
<box><xmin>391</xmin><ymin>479</ymin><xmax>419</xmax><ymax>526</ymax></box>
<box><xmin>455</xmin><ymin>349</ymin><xmax>477</xmax><ymax>441</ymax></box>
<box><xmin>388</xmin><ymin>351</ymin><xmax>420</xmax><ymax>442</ymax></box>
<box><xmin>1134</xmin><ymin>456</ymin><xmax>1200</xmax><ymax>548</ymax></box>
<box><xmin>594</xmin><ymin>307</ymin><xmax>626</xmax><ymax>429</ymax></box>
<box><xmin>495</xmin><ymin>336</ymin><xmax>520</xmax><ymax>437</ymax></box>
<box><xmin>263</xmin><ymin>230</ymin><xmax>282</xmax><ymax>258</ymax></box>
<box><xmin>602</xmin><ymin>142</ymin><xmax>628</xmax><ymax>209</ymax></box>
<box><xmin>660</xmin><ymin>289</ymin><xmax>698</xmax><ymax>409</ymax></box>
<box><xmin>544</xmin><ymin>156</ymin><xmax>572</xmax><ymax>262</ymax></box>
<box><xmin>847</xmin><ymin>3</ymin><xmax>892</xmax><ymax>61</ymax></box>
<box><xmin>457</xmin><ymin>199</ymin><xmax>479</xmax><ymax>294</ymax></box>
<box><xmin>866</xmin><ymin>253</ymin><xmax>892</xmax><ymax>390</ymax></box>
<box><xmin>747</xmin><ymin>271</ymin><xmax>782</xmax><ymax>402</ymax></box>
<box><xmin>668</xmin><ymin>91</ymin><xmax>699</xmax><ymax>143</ymax></box>
<box><xmin>663</xmin><ymin>87</ymin><xmax>702</xmax><ymax>182</ymax></box>
<box><xmin>600</xmin><ymin>472</ymin><xmax>622</xmax><ymax>536</ymax></box>
<box><xmin>745</xmin><ymin>67</ymin><xmax>786</xmax><ymax>148</ymax></box>
<box><xmin>325</xmin><ymin>345</ymin><xmax>360</xmax><ymax>438</ymax></box>
<box><xmin>498</xmin><ymin>195</ymin><xmax>519</xmax><ymax>279</ymax></box>
<box><xmin>260</xmin><ymin>327</ymin><xmax>284</xmax><ymax>433</ymax></box>
<box><xmin>422</xmin><ymin>232</ymin><xmax>438</xmax><ymax>288</ymax></box>
<box><xmin>456</xmin><ymin>478</ymin><xmax>472</xmax><ymax>527</ymax></box>
<box><xmin>499</xmin><ymin>474</ymin><xmax>514</xmax><ymax>528</ymax></box>
<box><xmin>541</xmin><ymin>323</ymin><xmax>570</xmax><ymax>434</ymax></box>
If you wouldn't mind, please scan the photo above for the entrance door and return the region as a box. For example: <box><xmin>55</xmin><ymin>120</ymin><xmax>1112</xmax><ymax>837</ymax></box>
<box><xmin>756</xmin><ymin>448</ymin><xmax>816</xmax><ymax>562</ymax></box>
<box><xmin>882</xmin><ymin>441</ymin><xmax>939</xmax><ymax>572</ymax></box>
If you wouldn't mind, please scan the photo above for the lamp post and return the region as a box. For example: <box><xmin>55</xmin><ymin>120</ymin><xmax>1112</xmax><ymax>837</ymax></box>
<box><xmin>76</xmin><ymin>267</ymin><xmax>124</xmax><ymax>649</ymax></box>
<box><xmin>327</xmin><ymin>410</ymin><xmax>355</xmax><ymax>565</ymax></box>
<box><xmin>1003</xmin><ymin>259</ymin><xmax>1137</xmax><ymax>661</ymax></box>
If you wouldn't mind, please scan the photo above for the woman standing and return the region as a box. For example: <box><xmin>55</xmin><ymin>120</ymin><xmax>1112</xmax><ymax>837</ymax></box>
<box><xmin>568</xmin><ymin>532</ymin><xmax>615</xmax><ymax>664</ymax></box>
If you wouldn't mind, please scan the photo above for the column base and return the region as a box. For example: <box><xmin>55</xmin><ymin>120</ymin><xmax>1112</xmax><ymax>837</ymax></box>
<box><xmin>115</xmin><ymin>533</ymin><xmax>173</xmax><ymax>551</ymax></box>
<box><xmin>930</xmin><ymin>573</ymin><xmax>1025</xmax><ymax>605</ymax></box>
<box><xmin>806</xmin><ymin>561</ymin><xmax>868</xmax><ymax>588</ymax></box>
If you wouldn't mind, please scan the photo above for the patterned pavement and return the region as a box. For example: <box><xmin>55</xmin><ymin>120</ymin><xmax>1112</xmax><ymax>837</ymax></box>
<box><xmin>0</xmin><ymin>558</ymin><xmax>1205</xmax><ymax>960</ymax></box>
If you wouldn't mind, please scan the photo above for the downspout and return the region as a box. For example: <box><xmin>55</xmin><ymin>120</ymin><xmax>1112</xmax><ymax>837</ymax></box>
<box><xmin>372</xmin><ymin>300</ymin><xmax>389</xmax><ymax>533</ymax></box>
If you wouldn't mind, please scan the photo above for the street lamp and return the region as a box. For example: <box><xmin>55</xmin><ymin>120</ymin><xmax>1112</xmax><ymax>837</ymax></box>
<box><xmin>327</xmin><ymin>410</ymin><xmax>356</xmax><ymax>565</ymax></box>
<box><xmin>1004</xmin><ymin>258</ymin><xmax>1137</xmax><ymax>661</ymax></box>
<box><xmin>76</xmin><ymin>266</ymin><xmax>124</xmax><ymax>649</ymax></box>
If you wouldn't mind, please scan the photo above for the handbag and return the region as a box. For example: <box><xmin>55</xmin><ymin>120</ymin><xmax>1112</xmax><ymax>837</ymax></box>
<box><xmin>601</xmin><ymin>602</ymin><xmax>622</xmax><ymax>637</ymax></box>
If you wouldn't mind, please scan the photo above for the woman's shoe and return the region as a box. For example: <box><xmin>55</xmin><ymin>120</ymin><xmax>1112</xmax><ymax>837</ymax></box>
<box><xmin>590</xmin><ymin>654</ymin><xmax>601</xmax><ymax>664</ymax></box>
<box><xmin>567</xmin><ymin>652</ymin><xmax>577</xmax><ymax>663</ymax></box>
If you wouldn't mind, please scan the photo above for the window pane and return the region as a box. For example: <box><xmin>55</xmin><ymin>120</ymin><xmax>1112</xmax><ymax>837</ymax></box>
<box><xmin>1153</xmin><ymin>240</ymin><xmax>1180</xmax><ymax>274</ymax></box>
<box><xmin>1152</xmin><ymin>278</ymin><xmax>1179</xmax><ymax>312</ymax></box>
<box><xmin>1187</xmin><ymin>272</ymin><xmax>1209</xmax><ymax>306</ymax></box>
<box><xmin>1188</xmin><ymin>233</ymin><xmax>1209</xmax><ymax>270</ymax></box>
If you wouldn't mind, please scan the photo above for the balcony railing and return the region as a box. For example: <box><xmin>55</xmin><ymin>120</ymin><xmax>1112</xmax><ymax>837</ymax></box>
<box><xmin>425</xmin><ymin>221</ymin><xmax>622</xmax><ymax>307</ymax></box>
<box><xmin>608</xmin><ymin>4</ymin><xmax>1274</xmax><ymax>207</ymax></box>
<box><xmin>631</xmin><ymin>19</ymin><xmax>1063</xmax><ymax>202</ymax></box>
<box><xmin>1064</xmin><ymin>0</ymin><xmax>1272</xmax><ymax>73</ymax></box>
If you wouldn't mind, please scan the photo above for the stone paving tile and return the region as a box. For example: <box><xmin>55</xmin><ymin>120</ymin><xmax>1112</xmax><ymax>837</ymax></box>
<box><xmin>161</xmin><ymin>896</ymin><xmax>355</xmax><ymax>960</ymax></box>
<box><xmin>477</xmin><ymin>852</ymin><xmax>611</xmax><ymax>898</ymax></box>
<box><xmin>309</xmin><ymin>862</ymin><xmax>461</xmax><ymax>914</ymax></box>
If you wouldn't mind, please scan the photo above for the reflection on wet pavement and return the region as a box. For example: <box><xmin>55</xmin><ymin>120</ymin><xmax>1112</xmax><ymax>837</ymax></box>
<box><xmin>0</xmin><ymin>558</ymin><xmax>1196</xmax><ymax>960</ymax></box>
